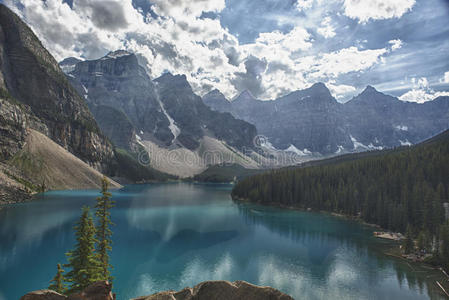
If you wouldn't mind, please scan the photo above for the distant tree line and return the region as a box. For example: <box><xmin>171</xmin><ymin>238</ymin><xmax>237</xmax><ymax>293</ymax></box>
<box><xmin>232</xmin><ymin>131</ymin><xmax>449</xmax><ymax>269</ymax></box>
<box><xmin>49</xmin><ymin>176</ymin><xmax>115</xmax><ymax>295</ymax></box>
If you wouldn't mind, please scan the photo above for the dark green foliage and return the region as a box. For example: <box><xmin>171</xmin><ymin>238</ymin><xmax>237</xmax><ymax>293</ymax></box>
<box><xmin>48</xmin><ymin>263</ymin><xmax>66</xmax><ymax>294</ymax></box>
<box><xmin>3</xmin><ymin>170</ymin><xmax>40</xmax><ymax>193</ymax></box>
<box><xmin>95</xmin><ymin>177</ymin><xmax>114</xmax><ymax>282</ymax></box>
<box><xmin>233</xmin><ymin>130</ymin><xmax>449</xmax><ymax>267</ymax></box>
<box><xmin>440</xmin><ymin>225</ymin><xmax>449</xmax><ymax>271</ymax></box>
<box><xmin>233</xmin><ymin>130</ymin><xmax>449</xmax><ymax>234</ymax></box>
<box><xmin>403</xmin><ymin>226</ymin><xmax>414</xmax><ymax>254</ymax></box>
<box><xmin>114</xmin><ymin>148</ymin><xmax>174</xmax><ymax>182</ymax></box>
<box><xmin>417</xmin><ymin>230</ymin><xmax>430</xmax><ymax>252</ymax></box>
<box><xmin>192</xmin><ymin>164</ymin><xmax>264</xmax><ymax>183</ymax></box>
<box><xmin>64</xmin><ymin>206</ymin><xmax>101</xmax><ymax>294</ymax></box>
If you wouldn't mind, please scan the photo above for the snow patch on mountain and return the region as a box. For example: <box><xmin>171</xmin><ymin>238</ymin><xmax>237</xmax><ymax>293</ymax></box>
<box><xmin>395</xmin><ymin>125</ymin><xmax>408</xmax><ymax>131</ymax></box>
<box><xmin>103</xmin><ymin>50</ymin><xmax>132</xmax><ymax>59</ymax></box>
<box><xmin>285</xmin><ymin>144</ymin><xmax>312</xmax><ymax>156</ymax></box>
<box><xmin>335</xmin><ymin>145</ymin><xmax>345</xmax><ymax>154</ymax></box>
<box><xmin>61</xmin><ymin>64</ymin><xmax>76</xmax><ymax>73</ymax></box>
<box><xmin>82</xmin><ymin>84</ymin><xmax>88</xmax><ymax>100</ymax></box>
<box><xmin>350</xmin><ymin>135</ymin><xmax>383</xmax><ymax>151</ymax></box>
<box><xmin>399</xmin><ymin>139</ymin><xmax>412</xmax><ymax>146</ymax></box>
<box><xmin>156</xmin><ymin>95</ymin><xmax>180</xmax><ymax>144</ymax></box>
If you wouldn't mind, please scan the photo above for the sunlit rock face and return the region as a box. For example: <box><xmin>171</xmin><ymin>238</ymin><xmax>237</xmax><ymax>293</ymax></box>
<box><xmin>204</xmin><ymin>84</ymin><xmax>449</xmax><ymax>155</ymax></box>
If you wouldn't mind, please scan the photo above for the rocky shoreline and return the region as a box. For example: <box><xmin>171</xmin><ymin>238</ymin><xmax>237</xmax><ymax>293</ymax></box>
<box><xmin>20</xmin><ymin>280</ymin><xmax>294</xmax><ymax>300</ymax></box>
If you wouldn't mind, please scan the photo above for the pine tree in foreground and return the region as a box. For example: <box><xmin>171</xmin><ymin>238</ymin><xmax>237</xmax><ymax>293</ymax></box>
<box><xmin>95</xmin><ymin>176</ymin><xmax>115</xmax><ymax>282</ymax></box>
<box><xmin>64</xmin><ymin>206</ymin><xmax>101</xmax><ymax>294</ymax></box>
<box><xmin>48</xmin><ymin>263</ymin><xmax>66</xmax><ymax>294</ymax></box>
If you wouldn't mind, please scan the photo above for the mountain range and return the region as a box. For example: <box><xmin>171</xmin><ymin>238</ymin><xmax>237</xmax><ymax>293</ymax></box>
<box><xmin>61</xmin><ymin>51</ymin><xmax>261</xmax><ymax>177</ymax></box>
<box><xmin>1</xmin><ymin>2</ymin><xmax>449</xmax><ymax>201</ymax></box>
<box><xmin>203</xmin><ymin>83</ymin><xmax>449</xmax><ymax>155</ymax></box>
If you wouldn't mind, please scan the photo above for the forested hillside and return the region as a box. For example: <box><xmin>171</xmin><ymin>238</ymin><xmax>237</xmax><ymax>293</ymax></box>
<box><xmin>232</xmin><ymin>130</ymin><xmax>449</xmax><ymax>265</ymax></box>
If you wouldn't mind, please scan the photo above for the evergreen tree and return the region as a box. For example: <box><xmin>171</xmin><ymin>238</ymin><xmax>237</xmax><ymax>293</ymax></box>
<box><xmin>64</xmin><ymin>206</ymin><xmax>101</xmax><ymax>294</ymax></box>
<box><xmin>440</xmin><ymin>225</ymin><xmax>449</xmax><ymax>270</ymax></box>
<box><xmin>403</xmin><ymin>225</ymin><xmax>414</xmax><ymax>254</ymax></box>
<box><xmin>95</xmin><ymin>176</ymin><xmax>115</xmax><ymax>282</ymax></box>
<box><xmin>417</xmin><ymin>230</ymin><xmax>430</xmax><ymax>253</ymax></box>
<box><xmin>48</xmin><ymin>263</ymin><xmax>66</xmax><ymax>294</ymax></box>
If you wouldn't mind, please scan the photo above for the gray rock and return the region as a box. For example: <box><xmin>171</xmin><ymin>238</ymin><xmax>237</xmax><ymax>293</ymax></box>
<box><xmin>133</xmin><ymin>280</ymin><xmax>294</xmax><ymax>300</ymax></box>
<box><xmin>0</xmin><ymin>4</ymin><xmax>114</xmax><ymax>172</ymax></box>
<box><xmin>20</xmin><ymin>281</ymin><xmax>115</xmax><ymax>300</ymax></box>
<box><xmin>63</xmin><ymin>52</ymin><xmax>257</xmax><ymax>152</ymax></box>
<box><xmin>204</xmin><ymin>83</ymin><xmax>449</xmax><ymax>154</ymax></box>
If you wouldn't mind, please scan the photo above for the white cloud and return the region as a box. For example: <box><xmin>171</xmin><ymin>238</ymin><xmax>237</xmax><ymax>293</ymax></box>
<box><xmin>389</xmin><ymin>39</ymin><xmax>403</xmax><ymax>51</ymax></box>
<box><xmin>343</xmin><ymin>0</ymin><xmax>415</xmax><ymax>23</ymax></box>
<box><xmin>311</xmin><ymin>47</ymin><xmax>388</xmax><ymax>78</ymax></box>
<box><xmin>326</xmin><ymin>81</ymin><xmax>356</xmax><ymax>99</ymax></box>
<box><xmin>317</xmin><ymin>17</ymin><xmax>336</xmax><ymax>38</ymax></box>
<box><xmin>151</xmin><ymin>0</ymin><xmax>225</xmax><ymax>18</ymax></box>
<box><xmin>296</xmin><ymin>0</ymin><xmax>314</xmax><ymax>11</ymax></box>
<box><xmin>441</xmin><ymin>71</ymin><xmax>449</xmax><ymax>83</ymax></box>
<box><xmin>254</xmin><ymin>27</ymin><xmax>312</xmax><ymax>53</ymax></box>
<box><xmin>4</xmin><ymin>0</ymin><xmax>398</xmax><ymax>100</ymax></box>
<box><xmin>399</xmin><ymin>77</ymin><xmax>449</xmax><ymax>103</ymax></box>
<box><xmin>399</xmin><ymin>89</ymin><xmax>449</xmax><ymax>103</ymax></box>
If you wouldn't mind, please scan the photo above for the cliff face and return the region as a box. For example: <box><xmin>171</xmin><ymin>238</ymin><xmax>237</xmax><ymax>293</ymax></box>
<box><xmin>0</xmin><ymin>4</ymin><xmax>114</xmax><ymax>171</ymax></box>
<box><xmin>20</xmin><ymin>280</ymin><xmax>293</xmax><ymax>300</ymax></box>
<box><xmin>66</xmin><ymin>51</ymin><xmax>171</xmax><ymax>149</ymax></box>
<box><xmin>204</xmin><ymin>84</ymin><xmax>449</xmax><ymax>155</ymax></box>
<box><xmin>63</xmin><ymin>53</ymin><xmax>258</xmax><ymax>152</ymax></box>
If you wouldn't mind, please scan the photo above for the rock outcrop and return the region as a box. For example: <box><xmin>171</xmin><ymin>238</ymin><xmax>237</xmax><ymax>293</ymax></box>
<box><xmin>20</xmin><ymin>280</ymin><xmax>293</xmax><ymax>300</ymax></box>
<box><xmin>0</xmin><ymin>4</ymin><xmax>115</xmax><ymax>171</ymax></box>
<box><xmin>20</xmin><ymin>281</ymin><xmax>114</xmax><ymax>300</ymax></box>
<box><xmin>134</xmin><ymin>280</ymin><xmax>294</xmax><ymax>300</ymax></box>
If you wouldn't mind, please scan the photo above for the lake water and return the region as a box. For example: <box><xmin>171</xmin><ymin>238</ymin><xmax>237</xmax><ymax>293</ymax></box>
<box><xmin>0</xmin><ymin>183</ymin><xmax>446</xmax><ymax>300</ymax></box>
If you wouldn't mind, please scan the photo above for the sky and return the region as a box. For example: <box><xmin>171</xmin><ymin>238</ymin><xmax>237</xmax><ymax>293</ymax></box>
<box><xmin>2</xmin><ymin>0</ymin><xmax>449</xmax><ymax>102</ymax></box>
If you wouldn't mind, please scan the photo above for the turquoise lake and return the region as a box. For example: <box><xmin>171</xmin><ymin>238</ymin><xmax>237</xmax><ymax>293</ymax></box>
<box><xmin>0</xmin><ymin>183</ymin><xmax>446</xmax><ymax>299</ymax></box>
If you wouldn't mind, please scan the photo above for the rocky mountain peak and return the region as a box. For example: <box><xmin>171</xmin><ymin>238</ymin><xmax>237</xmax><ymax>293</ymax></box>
<box><xmin>351</xmin><ymin>85</ymin><xmax>396</xmax><ymax>104</ymax></box>
<box><xmin>204</xmin><ymin>88</ymin><xmax>227</xmax><ymax>99</ymax></box>
<box><xmin>359</xmin><ymin>85</ymin><xmax>382</xmax><ymax>97</ymax></box>
<box><xmin>59</xmin><ymin>57</ymin><xmax>83</xmax><ymax>73</ymax></box>
<box><xmin>104</xmin><ymin>49</ymin><xmax>133</xmax><ymax>59</ymax></box>
<box><xmin>154</xmin><ymin>72</ymin><xmax>191</xmax><ymax>90</ymax></box>
<box><xmin>233</xmin><ymin>89</ymin><xmax>257</xmax><ymax>103</ymax></box>
<box><xmin>306</xmin><ymin>82</ymin><xmax>333</xmax><ymax>99</ymax></box>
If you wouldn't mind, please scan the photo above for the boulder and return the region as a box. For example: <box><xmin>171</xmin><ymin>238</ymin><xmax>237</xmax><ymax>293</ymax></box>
<box><xmin>133</xmin><ymin>280</ymin><xmax>294</xmax><ymax>300</ymax></box>
<box><xmin>20</xmin><ymin>281</ymin><xmax>114</xmax><ymax>300</ymax></box>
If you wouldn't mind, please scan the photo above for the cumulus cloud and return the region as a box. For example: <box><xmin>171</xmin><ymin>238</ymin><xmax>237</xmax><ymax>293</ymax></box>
<box><xmin>399</xmin><ymin>77</ymin><xmax>449</xmax><ymax>103</ymax></box>
<box><xmin>388</xmin><ymin>39</ymin><xmax>403</xmax><ymax>51</ymax></box>
<box><xmin>441</xmin><ymin>71</ymin><xmax>449</xmax><ymax>84</ymax></box>
<box><xmin>3</xmin><ymin>0</ymin><xmax>409</xmax><ymax>100</ymax></box>
<box><xmin>343</xmin><ymin>0</ymin><xmax>416</xmax><ymax>23</ymax></box>
<box><xmin>326</xmin><ymin>81</ymin><xmax>356</xmax><ymax>99</ymax></box>
<box><xmin>75</xmin><ymin>0</ymin><xmax>129</xmax><ymax>31</ymax></box>
<box><xmin>296</xmin><ymin>0</ymin><xmax>314</xmax><ymax>11</ymax></box>
<box><xmin>317</xmin><ymin>17</ymin><xmax>336</xmax><ymax>39</ymax></box>
<box><xmin>150</xmin><ymin>0</ymin><xmax>225</xmax><ymax>18</ymax></box>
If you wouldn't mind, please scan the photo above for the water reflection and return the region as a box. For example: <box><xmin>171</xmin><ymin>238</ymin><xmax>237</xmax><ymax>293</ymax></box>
<box><xmin>0</xmin><ymin>183</ymin><xmax>446</xmax><ymax>300</ymax></box>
